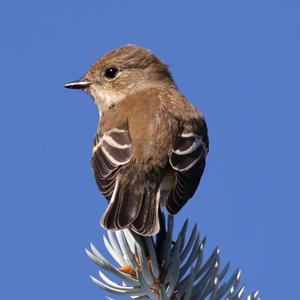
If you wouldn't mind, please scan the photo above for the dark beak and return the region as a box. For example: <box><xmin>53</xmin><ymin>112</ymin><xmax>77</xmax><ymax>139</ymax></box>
<box><xmin>64</xmin><ymin>79</ymin><xmax>91</xmax><ymax>89</ymax></box>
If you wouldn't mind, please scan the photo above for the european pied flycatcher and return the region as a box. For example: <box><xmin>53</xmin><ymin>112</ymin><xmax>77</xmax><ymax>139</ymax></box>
<box><xmin>65</xmin><ymin>45</ymin><xmax>209</xmax><ymax>236</ymax></box>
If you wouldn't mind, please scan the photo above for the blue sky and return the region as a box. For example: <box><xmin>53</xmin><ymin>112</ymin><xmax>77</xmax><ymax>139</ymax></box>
<box><xmin>0</xmin><ymin>0</ymin><xmax>299</xmax><ymax>299</ymax></box>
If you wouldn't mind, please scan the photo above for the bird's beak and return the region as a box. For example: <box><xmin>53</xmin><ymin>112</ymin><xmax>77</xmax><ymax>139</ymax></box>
<box><xmin>64</xmin><ymin>79</ymin><xmax>91</xmax><ymax>90</ymax></box>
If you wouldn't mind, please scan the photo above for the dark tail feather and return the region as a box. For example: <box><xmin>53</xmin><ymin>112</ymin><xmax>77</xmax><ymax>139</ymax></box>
<box><xmin>100</xmin><ymin>181</ymin><xmax>144</xmax><ymax>231</ymax></box>
<box><xmin>131</xmin><ymin>188</ymin><xmax>160</xmax><ymax>236</ymax></box>
<box><xmin>101</xmin><ymin>178</ymin><xmax>161</xmax><ymax>236</ymax></box>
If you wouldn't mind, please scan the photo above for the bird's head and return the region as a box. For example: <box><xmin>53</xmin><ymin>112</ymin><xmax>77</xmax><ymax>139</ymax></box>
<box><xmin>65</xmin><ymin>44</ymin><xmax>174</xmax><ymax>113</ymax></box>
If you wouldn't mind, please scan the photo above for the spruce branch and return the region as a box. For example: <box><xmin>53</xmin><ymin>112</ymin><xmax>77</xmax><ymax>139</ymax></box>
<box><xmin>86</xmin><ymin>215</ymin><xmax>259</xmax><ymax>300</ymax></box>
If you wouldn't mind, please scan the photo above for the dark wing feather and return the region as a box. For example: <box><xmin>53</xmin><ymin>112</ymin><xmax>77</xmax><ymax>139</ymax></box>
<box><xmin>167</xmin><ymin>125</ymin><xmax>208</xmax><ymax>215</ymax></box>
<box><xmin>92</xmin><ymin>122</ymin><xmax>161</xmax><ymax>235</ymax></box>
<box><xmin>92</xmin><ymin>123</ymin><xmax>132</xmax><ymax>202</ymax></box>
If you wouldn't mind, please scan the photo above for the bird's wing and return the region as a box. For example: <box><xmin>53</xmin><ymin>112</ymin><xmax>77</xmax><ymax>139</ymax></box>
<box><xmin>92</xmin><ymin>122</ymin><xmax>132</xmax><ymax>202</ymax></box>
<box><xmin>167</xmin><ymin>122</ymin><xmax>209</xmax><ymax>215</ymax></box>
<box><xmin>92</xmin><ymin>121</ymin><xmax>160</xmax><ymax>236</ymax></box>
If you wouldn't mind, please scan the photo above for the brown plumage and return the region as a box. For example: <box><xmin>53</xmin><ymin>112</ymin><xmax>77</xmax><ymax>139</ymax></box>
<box><xmin>65</xmin><ymin>44</ymin><xmax>209</xmax><ymax>236</ymax></box>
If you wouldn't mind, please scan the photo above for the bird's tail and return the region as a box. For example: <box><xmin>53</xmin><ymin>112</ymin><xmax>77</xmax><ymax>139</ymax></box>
<box><xmin>100</xmin><ymin>172</ymin><xmax>161</xmax><ymax>236</ymax></box>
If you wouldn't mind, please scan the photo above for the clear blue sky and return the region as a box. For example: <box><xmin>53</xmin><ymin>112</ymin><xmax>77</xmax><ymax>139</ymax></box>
<box><xmin>0</xmin><ymin>1</ymin><xmax>299</xmax><ymax>299</ymax></box>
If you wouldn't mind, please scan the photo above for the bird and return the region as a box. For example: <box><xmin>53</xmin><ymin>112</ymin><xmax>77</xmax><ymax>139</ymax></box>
<box><xmin>65</xmin><ymin>45</ymin><xmax>209</xmax><ymax>236</ymax></box>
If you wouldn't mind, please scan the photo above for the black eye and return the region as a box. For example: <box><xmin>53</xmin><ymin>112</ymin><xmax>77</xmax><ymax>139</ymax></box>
<box><xmin>104</xmin><ymin>67</ymin><xmax>119</xmax><ymax>79</ymax></box>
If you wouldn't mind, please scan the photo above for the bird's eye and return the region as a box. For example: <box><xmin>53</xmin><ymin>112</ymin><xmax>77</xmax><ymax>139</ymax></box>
<box><xmin>104</xmin><ymin>67</ymin><xmax>119</xmax><ymax>79</ymax></box>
